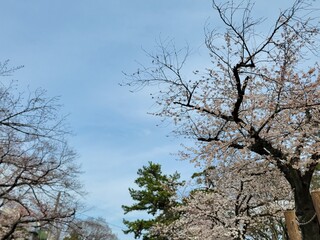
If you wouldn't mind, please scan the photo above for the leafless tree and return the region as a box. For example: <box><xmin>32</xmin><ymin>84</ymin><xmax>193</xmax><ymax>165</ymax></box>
<box><xmin>0</xmin><ymin>63</ymin><xmax>83</xmax><ymax>239</ymax></box>
<box><xmin>65</xmin><ymin>217</ymin><xmax>118</xmax><ymax>240</ymax></box>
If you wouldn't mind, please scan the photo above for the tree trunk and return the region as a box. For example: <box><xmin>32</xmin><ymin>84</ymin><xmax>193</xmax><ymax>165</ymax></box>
<box><xmin>288</xmin><ymin>169</ymin><xmax>320</xmax><ymax>240</ymax></box>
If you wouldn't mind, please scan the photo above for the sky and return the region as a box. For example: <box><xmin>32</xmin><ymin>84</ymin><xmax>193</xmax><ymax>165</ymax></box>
<box><xmin>0</xmin><ymin>1</ymin><xmax>318</xmax><ymax>239</ymax></box>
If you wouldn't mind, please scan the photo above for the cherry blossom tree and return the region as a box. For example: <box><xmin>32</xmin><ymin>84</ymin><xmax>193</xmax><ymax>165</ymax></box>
<box><xmin>0</xmin><ymin>63</ymin><xmax>83</xmax><ymax>239</ymax></box>
<box><xmin>126</xmin><ymin>0</ymin><xmax>320</xmax><ymax>239</ymax></box>
<box><xmin>153</xmin><ymin>159</ymin><xmax>292</xmax><ymax>239</ymax></box>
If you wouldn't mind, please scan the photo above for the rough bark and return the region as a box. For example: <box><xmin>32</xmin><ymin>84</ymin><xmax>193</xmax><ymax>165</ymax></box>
<box><xmin>287</xmin><ymin>168</ymin><xmax>320</xmax><ymax>240</ymax></box>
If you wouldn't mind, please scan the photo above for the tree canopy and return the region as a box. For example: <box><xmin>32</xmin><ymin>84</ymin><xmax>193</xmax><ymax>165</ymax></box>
<box><xmin>0</xmin><ymin>62</ymin><xmax>83</xmax><ymax>239</ymax></box>
<box><xmin>64</xmin><ymin>217</ymin><xmax>118</xmax><ymax>240</ymax></box>
<box><xmin>122</xmin><ymin>162</ymin><xmax>185</xmax><ymax>240</ymax></box>
<box><xmin>126</xmin><ymin>0</ymin><xmax>320</xmax><ymax>239</ymax></box>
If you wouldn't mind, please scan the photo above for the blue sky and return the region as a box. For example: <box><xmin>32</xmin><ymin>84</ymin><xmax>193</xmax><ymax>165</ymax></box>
<box><xmin>0</xmin><ymin>1</ymin><xmax>213</xmax><ymax>239</ymax></box>
<box><xmin>0</xmin><ymin>1</ymin><xmax>318</xmax><ymax>239</ymax></box>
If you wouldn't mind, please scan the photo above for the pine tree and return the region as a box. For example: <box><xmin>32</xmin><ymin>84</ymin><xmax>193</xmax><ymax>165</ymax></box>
<box><xmin>122</xmin><ymin>162</ymin><xmax>185</xmax><ymax>240</ymax></box>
